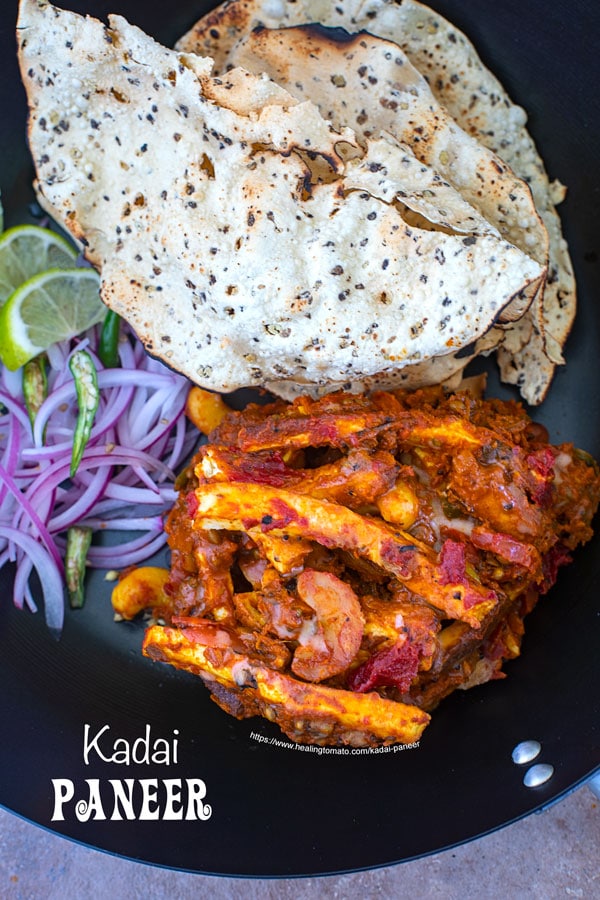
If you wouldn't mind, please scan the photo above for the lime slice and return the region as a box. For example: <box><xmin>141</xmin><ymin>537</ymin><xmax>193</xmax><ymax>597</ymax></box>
<box><xmin>0</xmin><ymin>224</ymin><xmax>78</xmax><ymax>306</ymax></box>
<box><xmin>0</xmin><ymin>267</ymin><xmax>105</xmax><ymax>370</ymax></box>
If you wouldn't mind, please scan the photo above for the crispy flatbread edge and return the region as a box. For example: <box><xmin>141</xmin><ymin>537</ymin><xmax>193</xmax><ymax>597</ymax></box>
<box><xmin>175</xmin><ymin>0</ymin><xmax>575</xmax><ymax>405</ymax></box>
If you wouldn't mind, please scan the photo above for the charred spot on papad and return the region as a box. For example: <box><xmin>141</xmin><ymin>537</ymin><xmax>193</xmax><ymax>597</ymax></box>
<box><xmin>18</xmin><ymin>0</ymin><xmax>544</xmax><ymax>400</ymax></box>
<box><xmin>177</xmin><ymin>0</ymin><xmax>574</xmax><ymax>404</ymax></box>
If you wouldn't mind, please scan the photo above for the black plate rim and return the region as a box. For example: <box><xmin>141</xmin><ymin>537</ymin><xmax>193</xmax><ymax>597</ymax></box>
<box><xmin>1</xmin><ymin>0</ymin><xmax>599</xmax><ymax>878</ymax></box>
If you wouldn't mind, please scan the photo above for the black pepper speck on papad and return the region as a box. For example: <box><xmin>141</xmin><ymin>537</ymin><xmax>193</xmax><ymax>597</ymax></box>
<box><xmin>18</xmin><ymin>0</ymin><xmax>546</xmax><ymax>400</ymax></box>
<box><xmin>177</xmin><ymin>0</ymin><xmax>574</xmax><ymax>404</ymax></box>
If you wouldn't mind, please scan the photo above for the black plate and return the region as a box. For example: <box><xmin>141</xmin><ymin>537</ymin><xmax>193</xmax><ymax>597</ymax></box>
<box><xmin>1</xmin><ymin>0</ymin><xmax>599</xmax><ymax>878</ymax></box>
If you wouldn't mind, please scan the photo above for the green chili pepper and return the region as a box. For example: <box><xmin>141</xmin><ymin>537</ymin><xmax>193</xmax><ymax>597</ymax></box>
<box><xmin>173</xmin><ymin>462</ymin><xmax>195</xmax><ymax>492</ymax></box>
<box><xmin>98</xmin><ymin>309</ymin><xmax>121</xmax><ymax>368</ymax></box>
<box><xmin>574</xmin><ymin>447</ymin><xmax>599</xmax><ymax>472</ymax></box>
<box><xmin>66</xmin><ymin>525</ymin><xmax>92</xmax><ymax>608</ymax></box>
<box><xmin>465</xmin><ymin>562</ymin><xmax>482</xmax><ymax>585</ymax></box>
<box><xmin>440</xmin><ymin>495</ymin><xmax>465</xmax><ymax>520</ymax></box>
<box><xmin>69</xmin><ymin>348</ymin><xmax>100</xmax><ymax>477</ymax></box>
<box><xmin>23</xmin><ymin>354</ymin><xmax>48</xmax><ymax>437</ymax></box>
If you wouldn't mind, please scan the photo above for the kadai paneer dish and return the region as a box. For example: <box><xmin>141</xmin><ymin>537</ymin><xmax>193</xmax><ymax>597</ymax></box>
<box><xmin>113</xmin><ymin>384</ymin><xmax>600</xmax><ymax>747</ymax></box>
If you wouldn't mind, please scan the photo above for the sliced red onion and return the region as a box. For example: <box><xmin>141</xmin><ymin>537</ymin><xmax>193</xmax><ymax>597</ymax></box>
<box><xmin>85</xmin><ymin>530</ymin><xmax>168</xmax><ymax>566</ymax></box>
<box><xmin>0</xmin><ymin>319</ymin><xmax>201</xmax><ymax>632</ymax></box>
<box><xmin>0</xmin><ymin>525</ymin><xmax>64</xmax><ymax>632</ymax></box>
<box><xmin>45</xmin><ymin>339</ymin><xmax>69</xmax><ymax>373</ymax></box>
<box><xmin>0</xmin><ymin>409</ymin><xmax>23</xmax><ymax>508</ymax></box>
<box><xmin>1</xmin><ymin>366</ymin><xmax>25</xmax><ymax>398</ymax></box>
<box><xmin>0</xmin><ymin>462</ymin><xmax>65</xmax><ymax>574</ymax></box>
<box><xmin>13</xmin><ymin>555</ymin><xmax>34</xmax><ymax>611</ymax></box>
<box><xmin>48</xmin><ymin>465</ymin><xmax>112</xmax><ymax>532</ymax></box>
<box><xmin>98</xmin><ymin>482</ymin><xmax>175</xmax><ymax>504</ymax></box>
<box><xmin>75</xmin><ymin>515</ymin><xmax>165</xmax><ymax>532</ymax></box>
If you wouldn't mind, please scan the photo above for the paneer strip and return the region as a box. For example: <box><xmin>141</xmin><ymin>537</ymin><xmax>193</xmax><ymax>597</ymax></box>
<box><xmin>142</xmin><ymin>624</ymin><xmax>429</xmax><ymax>746</ymax></box>
<box><xmin>237</xmin><ymin>411</ymin><xmax>394</xmax><ymax>452</ymax></box>
<box><xmin>199</xmin><ymin>445</ymin><xmax>398</xmax><ymax>509</ymax></box>
<box><xmin>250</xmin><ymin>531</ymin><xmax>312</xmax><ymax>576</ymax></box>
<box><xmin>200</xmin><ymin>446</ymin><xmax>293</xmax><ymax>487</ymax></box>
<box><xmin>297</xmin><ymin>449</ymin><xmax>398</xmax><ymax>508</ymax></box>
<box><xmin>391</xmin><ymin>411</ymin><xmax>496</xmax><ymax>450</ymax></box>
<box><xmin>191</xmin><ymin>482</ymin><xmax>498</xmax><ymax>626</ymax></box>
<box><xmin>235</xmin><ymin>405</ymin><xmax>511</xmax><ymax>457</ymax></box>
<box><xmin>448</xmin><ymin>447</ymin><xmax>553</xmax><ymax>547</ymax></box>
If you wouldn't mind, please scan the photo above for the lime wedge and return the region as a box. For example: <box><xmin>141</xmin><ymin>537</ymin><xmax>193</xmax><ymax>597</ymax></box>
<box><xmin>0</xmin><ymin>224</ymin><xmax>78</xmax><ymax>306</ymax></box>
<box><xmin>0</xmin><ymin>268</ymin><xmax>105</xmax><ymax>370</ymax></box>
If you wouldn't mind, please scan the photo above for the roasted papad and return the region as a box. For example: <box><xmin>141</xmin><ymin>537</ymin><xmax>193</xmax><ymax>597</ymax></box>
<box><xmin>18</xmin><ymin>0</ymin><xmax>544</xmax><ymax>398</ymax></box>
<box><xmin>177</xmin><ymin>0</ymin><xmax>574</xmax><ymax>403</ymax></box>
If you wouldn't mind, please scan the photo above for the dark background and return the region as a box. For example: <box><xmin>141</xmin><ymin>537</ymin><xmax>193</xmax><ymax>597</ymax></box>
<box><xmin>0</xmin><ymin>0</ymin><xmax>598</xmax><ymax>877</ymax></box>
